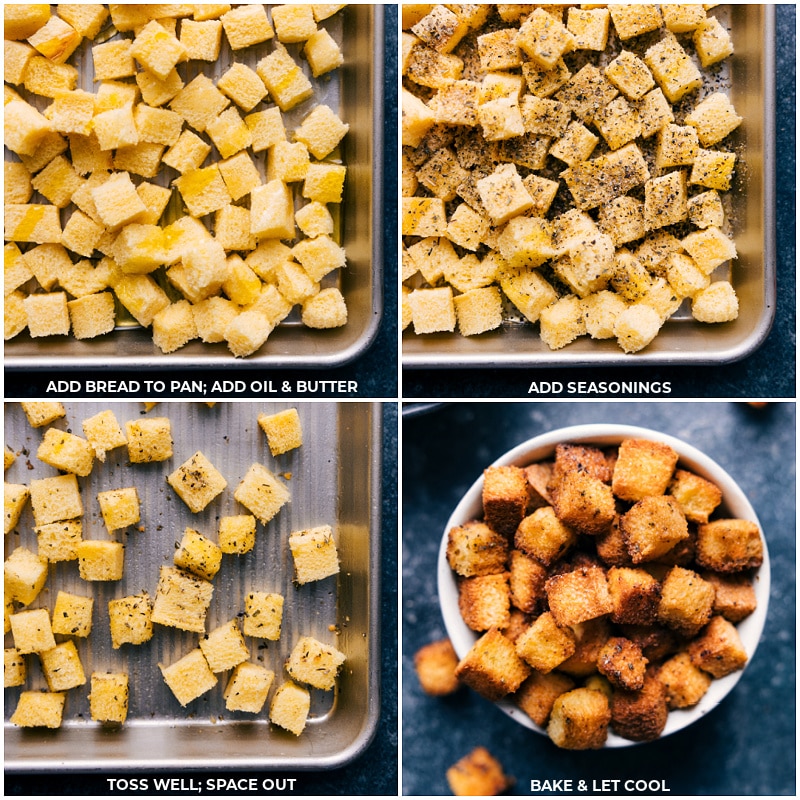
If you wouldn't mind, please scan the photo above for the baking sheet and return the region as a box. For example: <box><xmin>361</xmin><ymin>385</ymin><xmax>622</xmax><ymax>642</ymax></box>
<box><xmin>4</xmin><ymin>401</ymin><xmax>381</xmax><ymax>771</ymax></box>
<box><xmin>5</xmin><ymin>5</ymin><xmax>382</xmax><ymax>369</ymax></box>
<box><xmin>402</xmin><ymin>4</ymin><xmax>775</xmax><ymax>367</ymax></box>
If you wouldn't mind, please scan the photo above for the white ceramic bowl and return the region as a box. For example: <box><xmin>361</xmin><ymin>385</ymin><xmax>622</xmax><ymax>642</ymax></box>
<box><xmin>438</xmin><ymin>424</ymin><xmax>770</xmax><ymax>747</ymax></box>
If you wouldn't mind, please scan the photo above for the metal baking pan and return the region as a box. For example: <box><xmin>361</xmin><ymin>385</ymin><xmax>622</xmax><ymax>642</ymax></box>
<box><xmin>4</xmin><ymin>401</ymin><xmax>381</xmax><ymax>771</ymax></box>
<box><xmin>5</xmin><ymin>5</ymin><xmax>382</xmax><ymax>370</ymax></box>
<box><xmin>402</xmin><ymin>4</ymin><xmax>775</xmax><ymax>368</ymax></box>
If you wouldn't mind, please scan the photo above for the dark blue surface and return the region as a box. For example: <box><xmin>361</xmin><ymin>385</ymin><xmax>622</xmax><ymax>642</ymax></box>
<box><xmin>402</xmin><ymin>402</ymin><xmax>796</xmax><ymax>796</ymax></box>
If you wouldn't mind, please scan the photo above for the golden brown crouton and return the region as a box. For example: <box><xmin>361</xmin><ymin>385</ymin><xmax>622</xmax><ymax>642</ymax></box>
<box><xmin>559</xmin><ymin>617</ymin><xmax>612</xmax><ymax>677</ymax></box>
<box><xmin>515</xmin><ymin>670</ymin><xmax>576</xmax><ymax>727</ymax></box>
<box><xmin>607</xmin><ymin>566</ymin><xmax>661</xmax><ymax>625</ymax></box>
<box><xmin>657</xmin><ymin>566</ymin><xmax>715</xmax><ymax>637</ymax></box>
<box><xmin>515</xmin><ymin>611</ymin><xmax>577</xmax><ymax>672</ymax></box>
<box><xmin>653</xmin><ymin>526</ymin><xmax>697</xmax><ymax>566</ymax></box>
<box><xmin>414</xmin><ymin>638</ymin><xmax>461</xmax><ymax>696</ymax></box>
<box><xmin>524</xmin><ymin>462</ymin><xmax>553</xmax><ymax>509</ymax></box>
<box><xmin>620</xmin><ymin>495</ymin><xmax>689</xmax><ymax>563</ymax></box>
<box><xmin>595</xmin><ymin>515</ymin><xmax>633</xmax><ymax>567</ymax></box>
<box><xmin>447</xmin><ymin>520</ymin><xmax>509</xmax><ymax>577</ymax></box>
<box><xmin>482</xmin><ymin>465</ymin><xmax>530</xmax><ymax>537</ymax></box>
<box><xmin>455</xmin><ymin>627</ymin><xmax>531</xmax><ymax>701</ymax></box>
<box><xmin>688</xmin><ymin>615</ymin><xmax>748</xmax><ymax>678</ymax></box>
<box><xmin>610</xmin><ymin>671</ymin><xmax>668</xmax><ymax>742</ymax></box>
<box><xmin>552</xmin><ymin>470</ymin><xmax>616</xmax><ymax>535</ymax></box>
<box><xmin>547</xmin><ymin>687</ymin><xmax>611</xmax><ymax>750</ymax></box>
<box><xmin>458</xmin><ymin>573</ymin><xmax>511</xmax><ymax>632</ymax></box>
<box><xmin>612</xmin><ymin>438</ymin><xmax>679</xmax><ymax>501</ymax></box>
<box><xmin>550</xmin><ymin>443</ymin><xmax>613</xmax><ymax>487</ymax></box>
<box><xmin>508</xmin><ymin>549</ymin><xmax>547</xmax><ymax>614</ymax></box>
<box><xmin>696</xmin><ymin>519</ymin><xmax>763</xmax><ymax>573</ymax></box>
<box><xmin>545</xmin><ymin>565</ymin><xmax>613</xmax><ymax>627</ymax></box>
<box><xmin>703</xmin><ymin>571</ymin><xmax>757</xmax><ymax>622</ymax></box>
<box><xmin>446</xmin><ymin>746</ymin><xmax>513</xmax><ymax>796</ymax></box>
<box><xmin>597</xmin><ymin>636</ymin><xmax>648</xmax><ymax>691</ymax></box>
<box><xmin>515</xmin><ymin>506</ymin><xmax>577</xmax><ymax>566</ymax></box>
<box><xmin>658</xmin><ymin>651</ymin><xmax>712</xmax><ymax>708</ymax></box>
<box><xmin>668</xmin><ymin>469</ymin><xmax>722</xmax><ymax>523</ymax></box>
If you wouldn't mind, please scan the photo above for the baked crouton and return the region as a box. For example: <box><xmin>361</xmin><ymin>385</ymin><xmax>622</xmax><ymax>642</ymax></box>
<box><xmin>597</xmin><ymin>636</ymin><xmax>648</xmax><ymax>691</ymax></box>
<box><xmin>546</xmin><ymin>565</ymin><xmax>613</xmax><ymax>628</ymax></box>
<box><xmin>688</xmin><ymin>615</ymin><xmax>748</xmax><ymax>678</ymax></box>
<box><xmin>612</xmin><ymin>439</ymin><xmax>679</xmax><ymax>501</ymax></box>
<box><xmin>657</xmin><ymin>566</ymin><xmax>715</xmax><ymax>637</ymax></box>
<box><xmin>621</xmin><ymin>495</ymin><xmax>689</xmax><ymax>563</ymax></box>
<box><xmin>508</xmin><ymin>549</ymin><xmax>547</xmax><ymax>614</ymax></box>
<box><xmin>551</xmin><ymin>443</ymin><xmax>613</xmax><ymax>486</ymax></box>
<box><xmin>658</xmin><ymin>651</ymin><xmax>711</xmax><ymax>708</ymax></box>
<box><xmin>703</xmin><ymin>572</ymin><xmax>757</xmax><ymax>623</ymax></box>
<box><xmin>515</xmin><ymin>506</ymin><xmax>577</xmax><ymax>566</ymax></box>
<box><xmin>558</xmin><ymin>617</ymin><xmax>612</xmax><ymax>678</ymax></box>
<box><xmin>696</xmin><ymin>519</ymin><xmax>763</xmax><ymax>573</ymax></box>
<box><xmin>668</xmin><ymin>469</ymin><xmax>723</xmax><ymax>524</ymax></box>
<box><xmin>547</xmin><ymin>687</ymin><xmax>611</xmax><ymax>750</ymax></box>
<box><xmin>455</xmin><ymin>627</ymin><xmax>531</xmax><ymax>701</ymax></box>
<box><xmin>414</xmin><ymin>638</ymin><xmax>460</xmax><ymax>696</ymax></box>
<box><xmin>515</xmin><ymin>670</ymin><xmax>576</xmax><ymax>727</ymax></box>
<box><xmin>458</xmin><ymin>573</ymin><xmax>510</xmax><ymax>632</ymax></box>
<box><xmin>447</xmin><ymin>520</ymin><xmax>509</xmax><ymax>577</ymax></box>
<box><xmin>552</xmin><ymin>471</ymin><xmax>615</xmax><ymax>535</ymax></box>
<box><xmin>610</xmin><ymin>671</ymin><xmax>668</xmax><ymax>742</ymax></box>
<box><xmin>524</xmin><ymin>462</ymin><xmax>553</xmax><ymax>508</ymax></box>
<box><xmin>515</xmin><ymin>611</ymin><xmax>577</xmax><ymax>673</ymax></box>
<box><xmin>446</xmin><ymin>746</ymin><xmax>513</xmax><ymax>797</ymax></box>
<box><xmin>607</xmin><ymin>566</ymin><xmax>661</xmax><ymax>625</ymax></box>
<box><xmin>595</xmin><ymin>516</ymin><xmax>634</xmax><ymax>567</ymax></box>
<box><xmin>482</xmin><ymin>466</ymin><xmax>529</xmax><ymax>537</ymax></box>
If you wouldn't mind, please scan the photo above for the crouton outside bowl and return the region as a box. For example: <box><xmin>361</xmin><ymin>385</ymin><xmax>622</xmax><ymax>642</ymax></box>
<box><xmin>437</xmin><ymin>424</ymin><xmax>770</xmax><ymax>748</ymax></box>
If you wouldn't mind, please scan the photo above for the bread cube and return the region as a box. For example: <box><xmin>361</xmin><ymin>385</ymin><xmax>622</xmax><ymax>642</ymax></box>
<box><xmin>457</xmin><ymin>573</ymin><xmax>510</xmax><ymax>632</ymax></box>
<box><xmin>81</xmin><ymin>410</ymin><xmax>126</xmax><ymax>462</ymax></box>
<box><xmin>224</xmin><ymin>662</ymin><xmax>275</xmax><ymax>713</ymax></box>
<box><xmin>665</xmin><ymin>253</ymin><xmax>709</xmax><ymax>300</ymax></box>
<box><xmin>95</xmin><ymin>487</ymin><xmax>140</xmax><ymax>533</ymax></box>
<box><xmin>691</xmin><ymin>281</ymin><xmax>739</xmax><ymax>324</ymax></box>
<box><xmin>162</xmin><ymin>129</ymin><xmax>211</xmax><ymax>174</ymax></box>
<box><xmin>4</xmin><ymin>242</ymin><xmax>33</xmax><ymax>295</ymax></box>
<box><xmin>170</xmin><ymin>74</ymin><xmax>230</xmax><ymax>133</ymax></box>
<box><xmin>221</xmin><ymin>3</ymin><xmax>273</xmax><ymax>49</ymax></box>
<box><xmin>414</xmin><ymin>639</ymin><xmax>460</xmax><ymax>696</ymax></box>
<box><xmin>694</xmin><ymin>16</ymin><xmax>733</xmax><ymax>68</ymax></box>
<box><xmin>57</xmin><ymin>4</ymin><xmax>108</xmax><ymax>38</ymax></box>
<box><xmin>407</xmin><ymin>286</ymin><xmax>455</xmax><ymax>334</ymax></box>
<box><xmin>4</xmin><ymin>482</ymin><xmax>29</xmax><ymax>535</ymax></box>
<box><xmin>499</xmin><ymin>269</ymin><xmax>557</xmax><ymax>325</ymax></box>
<box><xmin>179</xmin><ymin>18</ymin><xmax>222</xmax><ymax>61</ymax></box>
<box><xmin>22</xmin><ymin>292</ymin><xmax>70</xmax><ymax>338</ymax></box>
<box><xmin>515</xmin><ymin>670</ymin><xmax>576</xmax><ymax>727</ymax></box>
<box><xmin>548</xmin><ymin>687</ymin><xmax>611</xmax><ymax>749</ymax></box>
<box><xmin>660</xmin><ymin>4</ymin><xmax>706</xmax><ymax>33</ymax></box>
<box><xmin>609</xmin><ymin>4</ymin><xmax>662</xmax><ymax>39</ymax></box>
<box><xmin>167</xmin><ymin>451</ymin><xmax>227</xmax><ymax>514</ymax></box>
<box><xmin>242</xmin><ymin>591</ymin><xmax>284</xmax><ymax>640</ymax></box>
<box><xmin>704</xmin><ymin>572</ymin><xmax>757</xmax><ymax>623</ymax></box>
<box><xmin>5</xmin><ymin>5</ymin><xmax>51</xmax><ymax>40</ymax></box>
<box><xmin>605</xmin><ymin>50</ymin><xmax>655</xmax><ymax>101</ymax></box>
<box><xmin>286</xmin><ymin>635</ymin><xmax>346</xmax><ymax>691</ymax></box>
<box><xmin>567</xmin><ymin>7</ymin><xmax>609</xmax><ymax>50</ymax></box>
<box><xmin>516</xmin><ymin>611</ymin><xmax>577</xmax><ymax>672</ymax></box>
<box><xmin>130</xmin><ymin>20</ymin><xmax>187</xmax><ymax>81</ymax></box>
<box><xmin>5</xmin><ymin>647</ymin><xmax>26</xmax><ymax>688</ymax></box>
<box><xmin>288</xmin><ymin>525</ymin><xmax>339</xmax><ymax>584</ymax></box>
<box><xmin>10</xmin><ymin>608</ymin><xmax>56</xmax><ymax>653</ymax></box>
<box><xmin>687</xmin><ymin>190</ymin><xmax>725</xmax><ymax>230</ymax></box>
<box><xmin>234</xmin><ymin>463</ymin><xmax>290</xmax><ymax>525</ymax></box>
<box><xmin>173</xmin><ymin>527</ymin><xmax>222</xmax><ymax>581</ymax></box>
<box><xmin>207</xmin><ymin>106</ymin><xmax>253</xmax><ymax>159</ymax></box>
<box><xmin>151</xmin><ymin>566</ymin><xmax>213</xmax><ymax>634</ymax></box>
<box><xmin>160</xmin><ymin>647</ymin><xmax>218</xmax><ymax>707</ymax></box>
<box><xmin>480</xmin><ymin>465</ymin><xmax>527</xmax><ymax>538</ymax></box>
<box><xmin>446</xmin><ymin>747</ymin><xmax>513</xmax><ymax>797</ymax></box>
<box><xmin>224</xmin><ymin>309</ymin><xmax>274</xmax><ymax>357</ymax></box>
<box><xmin>657</xmin><ymin>566</ymin><xmax>715</xmax><ymax>637</ymax></box>
<box><xmin>135</xmin><ymin>66</ymin><xmax>183</xmax><ymax>108</ymax></box>
<box><xmin>597</xmin><ymin>637</ymin><xmax>648</xmax><ymax>691</ymax></box>
<box><xmin>405</xmin><ymin>43</ymin><xmax>463</xmax><ymax>89</ymax></box>
<box><xmin>250</xmin><ymin>180</ymin><xmax>296</xmax><ymax>240</ymax></box>
<box><xmin>6</xmin><ymin>290</ymin><xmax>29</xmax><ymax>337</ymax></box>
<box><xmin>89</xmin><ymin>672</ymin><xmax>129</xmax><ymax>724</ymax></box>
<box><xmin>193</xmin><ymin>4</ymin><xmax>232</xmax><ymax>21</ymax></box>
<box><xmin>5</xmin><ymin>204</ymin><xmax>62</xmax><ymax>245</ymax></box>
<box><xmin>4</xmin><ymin>547</ymin><xmax>48</xmax><ymax>606</ymax></box>
<box><xmin>51</xmin><ymin>590</ymin><xmax>93</xmax><ymax>638</ymax></box>
<box><xmin>644</xmin><ymin>32</ymin><xmax>702</xmax><ymax>104</ymax></box>
<box><xmin>125</xmin><ymin>417</ymin><xmax>172</xmax><ymax>463</ymax></box>
<box><xmin>36</xmin><ymin>520</ymin><xmax>82</xmax><ymax>563</ymax></box>
<box><xmin>22</xmin><ymin>54</ymin><xmax>78</xmax><ymax>98</ymax></box>
<box><xmin>607</xmin><ymin>567</ymin><xmax>660</xmax><ymax>626</ymax></box>
<box><xmin>272</xmin><ymin>3</ymin><xmax>317</xmax><ymax>43</ymax></box>
<box><xmin>40</xmin><ymin>639</ymin><xmax>86</xmax><ymax>692</ymax></box>
<box><xmin>270</xmin><ymin>680</ymin><xmax>310</xmax><ymax>735</ymax></box>
<box><xmin>199</xmin><ymin>618</ymin><xmax>249</xmax><ymax>673</ymax></box>
<box><xmin>612</xmin><ymin>439</ymin><xmax>679</xmax><ymax>501</ymax></box>
<box><xmin>10</xmin><ymin>691</ymin><xmax>65</xmax><ymax>728</ymax></box>
<box><xmin>173</xmin><ymin>165</ymin><xmax>232</xmax><ymax>218</ymax></box>
<box><xmin>256</xmin><ymin>408</ymin><xmax>302</xmax><ymax>456</ymax></box>
<box><xmin>108</xmin><ymin>592</ymin><xmax>153</xmax><ymax>649</ymax></box>
<box><xmin>37</xmin><ymin>428</ymin><xmax>95</xmax><ymax>477</ymax></box>
<box><xmin>690</xmin><ymin>148</ymin><xmax>736</xmax><ymax>192</ymax></box>
<box><xmin>536</xmin><ymin>294</ymin><xmax>584</xmax><ymax>351</ymax></box>
<box><xmin>90</xmin><ymin>172</ymin><xmax>147</xmax><ymax>231</ymax></box>
<box><xmin>545</xmin><ymin>565</ymin><xmax>613</xmax><ymax>627</ymax></box>
<box><xmin>658</xmin><ymin>651</ymin><xmax>712</xmax><ymax>708</ymax></box>
<box><xmin>685</xmin><ymin>91</ymin><xmax>742</xmax><ymax>147</ymax></box>
<box><xmin>30</xmin><ymin>473</ymin><xmax>82</xmax><ymax>526</ymax></box>
<box><xmin>516</xmin><ymin>8</ymin><xmax>575</xmax><ymax>69</ymax></box>
<box><xmin>303</xmin><ymin>27</ymin><xmax>343</xmax><ymax>76</ymax></box>
<box><xmin>610</xmin><ymin>671</ymin><xmax>668</xmax><ymax>742</ymax></box>
<box><xmin>257</xmin><ymin>44</ymin><xmax>313</xmax><ymax>111</ymax></box>
<box><xmin>77</xmin><ymin>540</ymin><xmax>124</xmax><ymax>582</ymax></box>
<box><xmin>311</xmin><ymin>4</ymin><xmax>346</xmax><ymax>22</ymax></box>
<box><xmin>4</xmin><ymin>98</ymin><xmax>54</xmax><ymax>157</ymax></box>
<box><xmin>295</xmin><ymin>202</ymin><xmax>334</xmax><ymax>239</ymax></box>
<box><xmin>645</xmin><ymin>169</ymin><xmax>687</xmax><ymax>230</ymax></box>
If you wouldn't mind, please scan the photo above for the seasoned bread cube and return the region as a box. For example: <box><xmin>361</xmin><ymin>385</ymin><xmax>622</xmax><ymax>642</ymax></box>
<box><xmin>667</xmin><ymin>469</ymin><xmax>722</xmax><ymax>524</ymax></box>
<box><xmin>610</xmin><ymin>671</ymin><xmax>668</xmax><ymax>742</ymax></box>
<box><xmin>36</xmin><ymin>519</ymin><xmax>82</xmax><ymax>562</ymax></box>
<box><xmin>5</xmin><ymin>647</ymin><xmax>26</xmax><ymax>687</ymax></box>
<box><xmin>597</xmin><ymin>636</ymin><xmax>647</xmax><ymax>691</ymax></box>
<box><xmin>19</xmin><ymin>401</ymin><xmax>61</xmax><ymax>428</ymax></box>
<box><xmin>612</xmin><ymin>438</ymin><xmax>679</xmax><ymax>501</ymax></box>
<box><xmin>604</xmin><ymin>50</ymin><xmax>655</xmax><ymax>101</ymax></box>
<box><xmin>500</xmin><ymin>269</ymin><xmax>558</xmax><ymax>325</ymax></box>
<box><xmin>446</xmin><ymin>747</ymin><xmax>513</xmax><ymax>797</ymax></box>
<box><xmin>77</xmin><ymin>540</ymin><xmax>124</xmax><ymax>581</ymax></box>
<box><xmin>4</xmin><ymin>483</ymin><xmax>29</xmax><ymax>535</ymax></box>
<box><xmin>257</xmin><ymin>44</ymin><xmax>313</xmax><ymax>111</ymax></box>
<box><xmin>151</xmin><ymin>565</ymin><xmax>214</xmax><ymax>633</ymax></box>
<box><xmin>688</xmin><ymin>615</ymin><xmax>747</xmax><ymax>678</ymax></box>
<box><xmin>621</xmin><ymin>495</ymin><xmax>688</xmax><ymax>563</ymax></box>
<box><xmin>497</xmin><ymin>216</ymin><xmax>555</xmax><ymax>269</ymax></box>
<box><xmin>458</xmin><ymin>573</ymin><xmax>510</xmax><ymax>632</ymax></box>
<box><xmin>30</xmin><ymin>473</ymin><xmax>82</xmax><ymax>525</ymax></box>
<box><xmin>40</xmin><ymin>639</ymin><xmax>86</xmax><ymax>692</ymax></box>
<box><xmin>657</xmin><ymin>566</ymin><xmax>715</xmax><ymax>637</ymax></box>
<box><xmin>10</xmin><ymin>691</ymin><xmax>66</xmax><ymax>728</ymax></box>
<box><xmin>224</xmin><ymin>662</ymin><xmax>275</xmax><ymax>713</ymax></box>
<box><xmin>608</xmin><ymin>5</ymin><xmax>662</xmax><ymax>40</ymax></box>
<box><xmin>125</xmin><ymin>417</ymin><xmax>172</xmax><ymax>463</ymax></box>
<box><xmin>89</xmin><ymin>672</ymin><xmax>129</xmax><ymax>723</ymax></box>
<box><xmin>567</xmin><ymin>8</ymin><xmax>609</xmax><ymax>51</ymax></box>
<box><xmin>516</xmin><ymin>8</ymin><xmax>575</xmax><ymax>70</ymax></box>
<box><xmin>475</xmin><ymin>163</ymin><xmax>533</xmax><ymax>225</ymax></box>
<box><xmin>704</xmin><ymin>572</ymin><xmax>757</xmax><ymax>623</ymax></box>
<box><xmin>689</xmin><ymin>149</ymin><xmax>736</xmax><ymax>191</ymax></box>
<box><xmin>607</xmin><ymin>567</ymin><xmax>660</xmax><ymax>625</ymax></box>
<box><xmin>289</xmin><ymin>525</ymin><xmax>340</xmax><ymax>584</ymax></box>
<box><xmin>269</xmin><ymin>680</ymin><xmax>310</xmax><ymax>735</ymax></box>
<box><xmin>447</xmin><ymin>520</ymin><xmax>509</xmax><ymax>578</ymax></box>
<box><xmin>454</xmin><ymin>286</ymin><xmax>503</xmax><ymax>336</ymax></box>
<box><xmin>167</xmin><ymin>451</ymin><xmax>227</xmax><ymax>513</ymax></box>
<box><xmin>685</xmin><ymin>91</ymin><xmax>742</xmax><ymax>146</ymax></box>
<box><xmin>199</xmin><ymin>618</ymin><xmax>249</xmax><ymax>673</ymax></box>
<box><xmin>97</xmin><ymin>488</ymin><xmax>140</xmax><ymax>532</ymax></box>
<box><xmin>483</xmin><ymin>465</ymin><xmax>529</xmax><ymax>538</ymax></box>
<box><xmin>160</xmin><ymin>648</ymin><xmax>218</xmax><ymax>707</ymax></box>
<box><xmin>546</xmin><ymin>565</ymin><xmax>613</xmax><ymax>627</ymax></box>
<box><xmin>691</xmin><ymin>281</ymin><xmax>739</xmax><ymax>323</ymax></box>
<box><xmin>243</xmin><ymin>591</ymin><xmax>284</xmax><ymax>640</ymax></box>
<box><xmin>414</xmin><ymin>638</ymin><xmax>460</xmax><ymax>696</ymax></box>
<box><xmin>516</xmin><ymin>611</ymin><xmax>576</xmax><ymax>672</ymax></box>
<box><xmin>455</xmin><ymin>627</ymin><xmax>531</xmax><ymax>701</ymax></box>
<box><xmin>218</xmin><ymin>514</ymin><xmax>257</xmax><ymax>555</ymax></box>
<box><xmin>645</xmin><ymin>169</ymin><xmax>687</xmax><ymax>230</ymax></box>
<box><xmin>539</xmin><ymin>294</ymin><xmax>586</xmax><ymax>350</ymax></box>
<box><xmin>174</xmin><ymin>527</ymin><xmax>222</xmax><ymax>581</ymax></box>
<box><xmin>10</xmin><ymin>607</ymin><xmax>56</xmax><ymax>653</ymax></box>
<box><xmin>108</xmin><ymin>592</ymin><xmax>153</xmax><ymax>648</ymax></box>
<box><xmin>286</xmin><ymin>636</ymin><xmax>346</xmax><ymax>691</ymax></box>
<box><xmin>234</xmin><ymin>463</ymin><xmax>290</xmax><ymax>524</ymax></box>
<box><xmin>37</xmin><ymin>428</ymin><xmax>95</xmax><ymax>477</ymax></box>
<box><xmin>548</xmin><ymin>687</ymin><xmax>611</xmax><ymax>750</ymax></box>
<box><xmin>658</xmin><ymin>651</ymin><xmax>711</xmax><ymax>708</ymax></box>
<box><xmin>515</xmin><ymin>670</ymin><xmax>576</xmax><ymax>727</ymax></box>
<box><xmin>681</xmin><ymin>227</ymin><xmax>737</xmax><ymax>275</ymax></box>
<box><xmin>4</xmin><ymin>547</ymin><xmax>48</xmax><ymax>605</ymax></box>
<box><xmin>696</xmin><ymin>518</ymin><xmax>763</xmax><ymax>572</ymax></box>
<box><xmin>411</xmin><ymin>5</ymin><xmax>467</xmax><ymax>53</ymax></box>
<box><xmin>51</xmin><ymin>591</ymin><xmax>92</xmax><ymax>637</ymax></box>
<box><xmin>81</xmin><ymin>409</ymin><xmax>127</xmax><ymax>461</ymax></box>
<box><xmin>515</xmin><ymin>506</ymin><xmax>576</xmax><ymax>567</ymax></box>
<box><xmin>694</xmin><ymin>16</ymin><xmax>734</xmax><ymax>68</ymax></box>
<box><xmin>408</xmin><ymin>286</ymin><xmax>456</xmax><ymax>334</ymax></box>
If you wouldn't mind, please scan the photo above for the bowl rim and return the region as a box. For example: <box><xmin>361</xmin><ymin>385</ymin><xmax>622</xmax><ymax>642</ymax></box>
<box><xmin>437</xmin><ymin>423</ymin><xmax>771</xmax><ymax>748</ymax></box>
